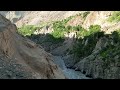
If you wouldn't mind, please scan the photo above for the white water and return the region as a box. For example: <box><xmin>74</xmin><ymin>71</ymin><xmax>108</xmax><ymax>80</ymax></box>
<box><xmin>53</xmin><ymin>56</ymin><xmax>90</xmax><ymax>79</ymax></box>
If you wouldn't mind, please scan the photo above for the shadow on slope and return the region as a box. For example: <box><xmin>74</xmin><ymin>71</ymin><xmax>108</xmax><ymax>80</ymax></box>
<box><xmin>24</xmin><ymin>30</ymin><xmax>120</xmax><ymax>79</ymax></box>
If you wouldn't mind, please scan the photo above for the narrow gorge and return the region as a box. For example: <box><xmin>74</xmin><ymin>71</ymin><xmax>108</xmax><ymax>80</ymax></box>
<box><xmin>0</xmin><ymin>11</ymin><xmax>120</xmax><ymax>79</ymax></box>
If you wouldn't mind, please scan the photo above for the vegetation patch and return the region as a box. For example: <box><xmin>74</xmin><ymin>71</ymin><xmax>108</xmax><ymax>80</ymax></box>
<box><xmin>51</xmin><ymin>22</ymin><xmax>102</xmax><ymax>58</ymax></box>
<box><xmin>108</xmin><ymin>11</ymin><xmax>120</xmax><ymax>23</ymax></box>
<box><xmin>18</xmin><ymin>25</ymin><xmax>40</xmax><ymax>36</ymax></box>
<box><xmin>51</xmin><ymin>16</ymin><xmax>75</xmax><ymax>38</ymax></box>
<box><xmin>71</xmin><ymin>25</ymin><xmax>102</xmax><ymax>58</ymax></box>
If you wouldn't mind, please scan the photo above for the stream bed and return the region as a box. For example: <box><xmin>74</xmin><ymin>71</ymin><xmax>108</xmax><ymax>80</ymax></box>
<box><xmin>53</xmin><ymin>56</ymin><xmax>91</xmax><ymax>79</ymax></box>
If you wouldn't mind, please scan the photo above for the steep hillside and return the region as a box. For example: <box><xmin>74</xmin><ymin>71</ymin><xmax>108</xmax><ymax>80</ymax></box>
<box><xmin>0</xmin><ymin>11</ymin><xmax>85</xmax><ymax>27</ymax></box>
<box><xmin>0</xmin><ymin>14</ymin><xmax>66</xmax><ymax>79</ymax></box>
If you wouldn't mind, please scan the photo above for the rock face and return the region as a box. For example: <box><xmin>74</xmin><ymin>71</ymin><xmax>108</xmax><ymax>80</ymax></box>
<box><xmin>82</xmin><ymin>11</ymin><xmax>112</xmax><ymax>29</ymax></box>
<box><xmin>0</xmin><ymin>14</ymin><xmax>66</xmax><ymax>79</ymax></box>
<box><xmin>73</xmin><ymin>35</ymin><xmax>120</xmax><ymax>79</ymax></box>
<box><xmin>82</xmin><ymin>11</ymin><xmax>120</xmax><ymax>34</ymax></box>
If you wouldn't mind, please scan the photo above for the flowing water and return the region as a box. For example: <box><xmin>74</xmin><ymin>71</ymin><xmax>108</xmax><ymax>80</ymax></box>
<box><xmin>53</xmin><ymin>56</ymin><xmax>91</xmax><ymax>79</ymax></box>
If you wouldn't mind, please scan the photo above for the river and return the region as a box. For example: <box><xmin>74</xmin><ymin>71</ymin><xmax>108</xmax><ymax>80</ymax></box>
<box><xmin>53</xmin><ymin>56</ymin><xmax>91</xmax><ymax>79</ymax></box>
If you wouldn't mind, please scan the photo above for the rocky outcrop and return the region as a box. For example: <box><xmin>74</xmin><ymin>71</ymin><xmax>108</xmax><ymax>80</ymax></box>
<box><xmin>0</xmin><ymin>14</ymin><xmax>66</xmax><ymax>79</ymax></box>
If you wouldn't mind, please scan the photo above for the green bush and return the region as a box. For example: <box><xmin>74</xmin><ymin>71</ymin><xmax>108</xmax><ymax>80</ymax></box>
<box><xmin>89</xmin><ymin>25</ymin><xmax>101</xmax><ymax>33</ymax></box>
<box><xmin>76</xmin><ymin>25</ymin><xmax>101</xmax><ymax>38</ymax></box>
<box><xmin>52</xmin><ymin>21</ymin><xmax>65</xmax><ymax>39</ymax></box>
<box><xmin>18</xmin><ymin>25</ymin><xmax>38</xmax><ymax>36</ymax></box>
<box><xmin>73</xmin><ymin>25</ymin><xmax>83</xmax><ymax>31</ymax></box>
<box><xmin>51</xmin><ymin>30</ymin><xmax>65</xmax><ymax>38</ymax></box>
<box><xmin>66</xmin><ymin>25</ymin><xmax>72</xmax><ymax>32</ymax></box>
<box><xmin>53</xmin><ymin>21</ymin><xmax>65</xmax><ymax>31</ymax></box>
<box><xmin>108</xmin><ymin>11</ymin><xmax>120</xmax><ymax>23</ymax></box>
<box><xmin>52</xmin><ymin>16</ymin><xmax>75</xmax><ymax>38</ymax></box>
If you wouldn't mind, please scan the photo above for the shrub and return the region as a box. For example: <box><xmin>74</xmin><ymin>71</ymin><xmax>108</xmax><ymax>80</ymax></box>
<box><xmin>18</xmin><ymin>25</ymin><xmax>38</xmax><ymax>36</ymax></box>
<box><xmin>73</xmin><ymin>25</ymin><xmax>83</xmax><ymax>31</ymax></box>
<box><xmin>66</xmin><ymin>25</ymin><xmax>72</xmax><ymax>32</ymax></box>
<box><xmin>108</xmin><ymin>11</ymin><xmax>120</xmax><ymax>23</ymax></box>
<box><xmin>51</xmin><ymin>30</ymin><xmax>65</xmax><ymax>38</ymax></box>
<box><xmin>89</xmin><ymin>25</ymin><xmax>101</xmax><ymax>33</ymax></box>
<box><xmin>52</xmin><ymin>16</ymin><xmax>75</xmax><ymax>38</ymax></box>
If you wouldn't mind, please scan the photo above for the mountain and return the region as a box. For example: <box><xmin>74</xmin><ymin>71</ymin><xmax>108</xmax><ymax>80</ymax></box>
<box><xmin>0</xmin><ymin>11</ymin><xmax>84</xmax><ymax>27</ymax></box>
<box><xmin>1</xmin><ymin>11</ymin><xmax>120</xmax><ymax>79</ymax></box>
